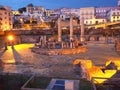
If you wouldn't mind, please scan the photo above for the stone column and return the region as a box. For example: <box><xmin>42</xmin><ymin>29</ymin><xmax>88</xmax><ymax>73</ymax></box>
<box><xmin>80</xmin><ymin>17</ymin><xmax>85</xmax><ymax>42</ymax></box>
<box><xmin>43</xmin><ymin>35</ymin><xmax>46</xmax><ymax>45</ymax></box>
<box><xmin>70</xmin><ymin>16</ymin><xmax>73</xmax><ymax>41</ymax></box>
<box><xmin>70</xmin><ymin>16</ymin><xmax>73</xmax><ymax>48</ymax></box>
<box><xmin>58</xmin><ymin>18</ymin><xmax>62</xmax><ymax>42</ymax></box>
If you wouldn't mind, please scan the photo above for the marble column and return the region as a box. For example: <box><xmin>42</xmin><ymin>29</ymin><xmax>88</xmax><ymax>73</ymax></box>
<box><xmin>43</xmin><ymin>35</ymin><xmax>46</xmax><ymax>45</ymax></box>
<box><xmin>70</xmin><ymin>16</ymin><xmax>73</xmax><ymax>41</ymax></box>
<box><xmin>80</xmin><ymin>17</ymin><xmax>85</xmax><ymax>42</ymax></box>
<box><xmin>58</xmin><ymin>18</ymin><xmax>62</xmax><ymax>42</ymax></box>
<box><xmin>70</xmin><ymin>16</ymin><xmax>73</xmax><ymax>48</ymax></box>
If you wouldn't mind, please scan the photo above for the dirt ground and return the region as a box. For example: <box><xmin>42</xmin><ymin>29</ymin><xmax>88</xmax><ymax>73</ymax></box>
<box><xmin>0</xmin><ymin>43</ymin><xmax>120</xmax><ymax>78</ymax></box>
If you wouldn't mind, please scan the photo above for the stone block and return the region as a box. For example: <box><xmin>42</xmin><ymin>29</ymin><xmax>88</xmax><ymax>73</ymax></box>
<box><xmin>73</xmin><ymin>59</ymin><xmax>92</xmax><ymax>69</ymax></box>
<box><xmin>65</xmin><ymin>80</ymin><xmax>74</xmax><ymax>90</ymax></box>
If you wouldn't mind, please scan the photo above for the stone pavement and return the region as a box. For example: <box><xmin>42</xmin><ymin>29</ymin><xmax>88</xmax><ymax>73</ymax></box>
<box><xmin>0</xmin><ymin>43</ymin><xmax>120</xmax><ymax>78</ymax></box>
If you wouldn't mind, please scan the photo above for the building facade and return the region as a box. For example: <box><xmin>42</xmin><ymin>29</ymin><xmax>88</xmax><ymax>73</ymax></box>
<box><xmin>26</xmin><ymin>6</ymin><xmax>45</xmax><ymax>23</ymax></box>
<box><xmin>118</xmin><ymin>0</ymin><xmax>120</xmax><ymax>7</ymax></box>
<box><xmin>84</xmin><ymin>17</ymin><xmax>107</xmax><ymax>25</ymax></box>
<box><xmin>0</xmin><ymin>6</ymin><xmax>12</xmax><ymax>31</ymax></box>
<box><xmin>107</xmin><ymin>9</ymin><xmax>120</xmax><ymax>22</ymax></box>
<box><xmin>95</xmin><ymin>7</ymin><xmax>118</xmax><ymax>18</ymax></box>
<box><xmin>45</xmin><ymin>9</ymin><xmax>54</xmax><ymax>17</ymax></box>
<box><xmin>26</xmin><ymin>6</ymin><xmax>45</xmax><ymax>15</ymax></box>
<box><xmin>80</xmin><ymin>7</ymin><xmax>95</xmax><ymax>20</ymax></box>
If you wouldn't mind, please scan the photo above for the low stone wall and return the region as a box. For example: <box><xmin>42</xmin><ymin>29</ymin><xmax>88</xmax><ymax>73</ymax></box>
<box><xmin>21</xmin><ymin>35</ymin><xmax>40</xmax><ymax>43</ymax></box>
<box><xmin>0</xmin><ymin>36</ymin><xmax>5</xmax><ymax>49</ymax></box>
<box><xmin>1</xmin><ymin>30</ymin><xmax>117</xmax><ymax>44</ymax></box>
<box><xmin>31</xmin><ymin>46</ymin><xmax>88</xmax><ymax>55</ymax></box>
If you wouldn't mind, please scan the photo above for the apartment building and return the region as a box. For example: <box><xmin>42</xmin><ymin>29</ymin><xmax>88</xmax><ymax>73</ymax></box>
<box><xmin>80</xmin><ymin>7</ymin><xmax>95</xmax><ymax>20</ymax></box>
<box><xmin>107</xmin><ymin>9</ymin><xmax>120</xmax><ymax>22</ymax></box>
<box><xmin>0</xmin><ymin>6</ymin><xmax>12</xmax><ymax>31</ymax></box>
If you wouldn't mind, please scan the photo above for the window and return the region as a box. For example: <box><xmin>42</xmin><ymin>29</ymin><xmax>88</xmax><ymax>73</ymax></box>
<box><xmin>113</xmin><ymin>12</ymin><xmax>115</xmax><ymax>15</ymax></box>
<box><xmin>4</xmin><ymin>12</ymin><xmax>7</xmax><ymax>14</ymax></box>
<box><xmin>117</xmin><ymin>12</ymin><xmax>119</xmax><ymax>15</ymax></box>
<box><xmin>90</xmin><ymin>21</ymin><xmax>92</xmax><ymax>24</ymax></box>
<box><xmin>103</xmin><ymin>20</ymin><xmax>104</xmax><ymax>22</ymax></box>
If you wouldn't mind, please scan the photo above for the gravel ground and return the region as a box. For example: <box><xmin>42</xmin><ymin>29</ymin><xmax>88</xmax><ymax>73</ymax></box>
<box><xmin>0</xmin><ymin>43</ymin><xmax>120</xmax><ymax>78</ymax></box>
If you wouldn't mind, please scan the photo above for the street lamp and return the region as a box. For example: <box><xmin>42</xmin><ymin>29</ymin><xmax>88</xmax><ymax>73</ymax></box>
<box><xmin>8</xmin><ymin>35</ymin><xmax>14</xmax><ymax>49</ymax></box>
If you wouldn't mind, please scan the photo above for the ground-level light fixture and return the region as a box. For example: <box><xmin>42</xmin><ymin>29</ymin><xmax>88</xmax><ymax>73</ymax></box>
<box><xmin>8</xmin><ymin>35</ymin><xmax>14</xmax><ymax>41</ymax></box>
<box><xmin>7</xmin><ymin>35</ymin><xmax>14</xmax><ymax>49</ymax></box>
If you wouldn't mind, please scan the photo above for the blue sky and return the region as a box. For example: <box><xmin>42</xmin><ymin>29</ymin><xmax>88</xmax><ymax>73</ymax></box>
<box><xmin>0</xmin><ymin>0</ymin><xmax>118</xmax><ymax>10</ymax></box>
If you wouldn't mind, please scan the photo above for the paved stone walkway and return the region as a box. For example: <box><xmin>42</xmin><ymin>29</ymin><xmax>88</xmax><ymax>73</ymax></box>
<box><xmin>0</xmin><ymin>43</ymin><xmax>120</xmax><ymax>78</ymax></box>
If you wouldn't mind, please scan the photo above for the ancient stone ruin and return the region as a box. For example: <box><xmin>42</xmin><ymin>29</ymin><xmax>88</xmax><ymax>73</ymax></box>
<box><xmin>33</xmin><ymin>16</ymin><xmax>88</xmax><ymax>55</ymax></box>
<box><xmin>73</xmin><ymin>59</ymin><xmax>120</xmax><ymax>84</ymax></box>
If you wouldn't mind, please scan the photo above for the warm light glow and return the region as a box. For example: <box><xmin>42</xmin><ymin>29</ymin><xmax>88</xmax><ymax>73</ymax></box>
<box><xmin>73</xmin><ymin>59</ymin><xmax>92</xmax><ymax>69</ymax></box>
<box><xmin>73</xmin><ymin>59</ymin><xmax>117</xmax><ymax>84</ymax></box>
<box><xmin>8</xmin><ymin>35</ymin><xmax>14</xmax><ymax>41</ymax></box>
<box><xmin>88</xmin><ymin>66</ymin><xmax>117</xmax><ymax>83</ymax></box>
<box><xmin>2</xmin><ymin>59</ymin><xmax>16</xmax><ymax>64</ymax></box>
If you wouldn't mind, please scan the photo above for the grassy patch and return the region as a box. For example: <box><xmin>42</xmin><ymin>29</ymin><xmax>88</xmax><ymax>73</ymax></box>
<box><xmin>79</xmin><ymin>78</ymin><xmax>93</xmax><ymax>90</ymax></box>
<box><xmin>26</xmin><ymin>76</ymin><xmax>52</xmax><ymax>89</ymax></box>
<box><xmin>0</xmin><ymin>74</ymin><xmax>30</xmax><ymax>90</ymax></box>
<box><xmin>0</xmin><ymin>74</ymin><xmax>93</xmax><ymax>90</ymax></box>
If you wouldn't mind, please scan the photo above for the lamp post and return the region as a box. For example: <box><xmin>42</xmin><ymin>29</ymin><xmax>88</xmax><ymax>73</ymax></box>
<box><xmin>4</xmin><ymin>42</ymin><xmax>8</xmax><ymax>50</ymax></box>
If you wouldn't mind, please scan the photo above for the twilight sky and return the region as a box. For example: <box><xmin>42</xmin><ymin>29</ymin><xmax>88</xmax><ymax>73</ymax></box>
<box><xmin>0</xmin><ymin>0</ymin><xmax>118</xmax><ymax>10</ymax></box>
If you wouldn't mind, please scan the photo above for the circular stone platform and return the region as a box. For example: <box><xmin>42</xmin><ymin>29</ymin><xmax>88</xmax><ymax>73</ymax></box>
<box><xmin>31</xmin><ymin>46</ymin><xmax>88</xmax><ymax>55</ymax></box>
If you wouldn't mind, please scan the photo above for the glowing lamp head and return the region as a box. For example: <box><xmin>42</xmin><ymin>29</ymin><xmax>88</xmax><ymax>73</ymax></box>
<box><xmin>8</xmin><ymin>35</ymin><xmax>14</xmax><ymax>41</ymax></box>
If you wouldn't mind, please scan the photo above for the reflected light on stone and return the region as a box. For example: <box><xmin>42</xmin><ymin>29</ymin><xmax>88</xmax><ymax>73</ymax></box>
<box><xmin>73</xmin><ymin>59</ymin><xmax>92</xmax><ymax>69</ymax></box>
<box><xmin>2</xmin><ymin>59</ymin><xmax>16</xmax><ymax>64</ymax></box>
<box><xmin>73</xmin><ymin>59</ymin><xmax>117</xmax><ymax>84</ymax></box>
<box><xmin>88</xmin><ymin>67</ymin><xmax>117</xmax><ymax>84</ymax></box>
<box><xmin>93</xmin><ymin>70</ymin><xmax>117</xmax><ymax>84</ymax></box>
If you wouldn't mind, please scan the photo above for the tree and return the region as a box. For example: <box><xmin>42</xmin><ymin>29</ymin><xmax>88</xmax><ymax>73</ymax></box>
<box><xmin>27</xmin><ymin>3</ymin><xmax>34</xmax><ymax>7</ymax></box>
<box><xmin>18</xmin><ymin>7</ymin><xmax>26</xmax><ymax>13</ymax></box>
<box><xmin>13</xmin><ymin>20</ymin><xmax>21</xmax><ymax>29</ymax></box>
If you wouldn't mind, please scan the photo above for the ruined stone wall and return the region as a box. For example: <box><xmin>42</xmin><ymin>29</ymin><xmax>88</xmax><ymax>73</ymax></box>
<box><xmin>20</xmin><ymin>35</ymin><xmax>40</xmax><ymax>43</ymax></box>
<box><xmin>0</xmin><ymin>36</ymin><xmax>5</xmax><ymax>49</ymax></box>
<box><xmin>0</xmin><ymin>30</ymin><xmax>117</xmax><ymax>44</ymax></box>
